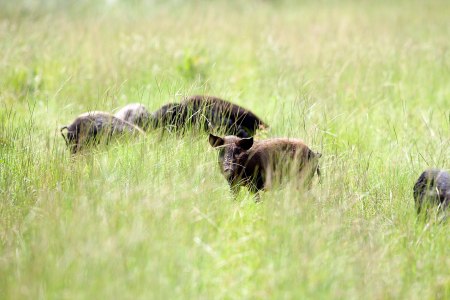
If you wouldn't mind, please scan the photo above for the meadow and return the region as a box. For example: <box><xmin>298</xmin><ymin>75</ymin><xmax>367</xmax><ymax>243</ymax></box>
<box><xmin>0</xmin><ymin>0</ymin><xmax>449</xmax><ymax>299</ymax></box>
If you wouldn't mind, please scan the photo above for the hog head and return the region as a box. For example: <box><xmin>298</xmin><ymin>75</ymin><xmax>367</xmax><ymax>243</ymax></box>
<box><xmin>209</xmin><ymin>134</ymin><xmax>254</xmax><ymax>187</ymax></box>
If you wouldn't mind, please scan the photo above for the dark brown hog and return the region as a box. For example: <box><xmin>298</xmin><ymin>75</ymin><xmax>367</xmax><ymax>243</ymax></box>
<box><xmin>413</xmin><ymin>169</ymin><xmax>449</xmax><ymax>215</ymax></box>
<box><xmin>114</xmin><ymin>103</ymin><xmax>151</xmax><ymax>130</ymax></box>
<box><xmin>150</xmin><ymin>95</ymin><xmax>268</xmax><ymax>137</ymax></box>
<box><xmin>60</xmin><ymin>111</ymin><xmax>144</xmax><ymax>154</ymax></box>
<box><xmin>209</xmin><ymin>134</ymin><xmax>321</xmax><ymax>197</ymax></box>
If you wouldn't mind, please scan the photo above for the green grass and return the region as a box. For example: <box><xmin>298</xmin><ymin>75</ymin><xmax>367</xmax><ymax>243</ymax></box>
<box><xmin>1</xmin><ymin>0</ymin><xmax>449</xmax><ymax>299</ymax></box>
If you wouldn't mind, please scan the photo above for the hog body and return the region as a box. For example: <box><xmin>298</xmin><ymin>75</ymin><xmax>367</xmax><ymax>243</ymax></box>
<box><xmin>413</xmin><ymin>169</ymin><xmax>450</xmax><ymax>214</ymax></box>
<box><xmin>61</xmin><ymin>111</ymin><xmax>144</xmax><ymax>153</ymax></box>
<box><xmin>150</xmin><ymin>95</ymin><xmax>268</xmax><ymax>137</ymax></box>
<box><xmin>209</xmin><ymin>134</ymin><xmax>321</xmax><ymax>195</ymax></box>
<box><xmin>149</xmin><ymin>102</ymin><xmax>182</xmax><ymax>131</ymax></box>
<box><xmin>114</xmin><ymin>103</ymin><xmax>151</xmax><ymax>130</ymax></box>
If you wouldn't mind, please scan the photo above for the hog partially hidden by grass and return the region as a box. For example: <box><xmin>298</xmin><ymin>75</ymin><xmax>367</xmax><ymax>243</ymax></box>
<box><xmin>150</xmin><ymin>95</ymin><xmax>268</xmax><ymax>137</ymax></box>
<box><xmin>209</xmin><ymin>134</ymin><xmax>321</xmax><ymax>197</ymax></box>
<box><xmin>413</xmin><ymin>168</ymin><xmax>449</xmax><ymax>215</ymax></box>
<box><xmin>114</xmin><ymin>103</ymin><xmax>151</xmax><ymax>130</ymax></box>
<box><xmin>61</xmin><ymin>111</ymin><xmax>144</xmax><ymax>154</ymax></box>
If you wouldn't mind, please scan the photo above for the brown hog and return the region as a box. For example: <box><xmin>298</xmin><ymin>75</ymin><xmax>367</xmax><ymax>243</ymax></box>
<box><xmin>413</xmin><ymin>168</ymin><xmax>449</xmax><ymax>215</ymax></box>
<box><xmin>150</xmin><ymin>95</ymin><xmax>268</xmax><ymax>138</ymax></box>
<box><xmin>209</xmin><ymin>134</ymin><xmax>321</xmax><ymax>196</ymax></box>
<box><xmin>114</xmin><ymin>103</ymin><xmax>151</xmax><ymax>130</ymax></box>
<box><xmin>60</xmin><ymin>111</ymin><xmax>144</xmax><ymax>154</ymax></box>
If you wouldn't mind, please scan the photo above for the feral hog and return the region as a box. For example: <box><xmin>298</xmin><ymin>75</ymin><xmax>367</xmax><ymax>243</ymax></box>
<box><xmin>150</xmin><ymin>95</ymin><xmax>268</xmax><ymax>137</ymax></box>
<box><xmin>413</xmin><ymin>169</ymin><xmax>449</xmax><ymax>214</ymax></box>
<box><xmin>114</xmin><ymin>103</ymin><xmax>151</xmax><ymax>130</ymax></box>
<box><xmin>61</xmin><ymin>111</ymin><xmax>144</xmax><ymax>154</ymax></box>
<box><xmin>209</xmin><ymin>134</ymin><xmax>321</xmax><ymax>196</ymax></box>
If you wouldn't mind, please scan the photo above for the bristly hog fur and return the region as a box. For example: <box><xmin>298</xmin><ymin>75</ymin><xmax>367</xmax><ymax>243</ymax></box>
<box><xmin>413</xmin><ymin>168</ymin><xmax>450</xmax><ymax>214</ymax></box>
<box><xmin>60</xmin><ymin>111</ymin><xmax>144</xmax><ymax>154</ymax></box>
<box><xmin>150</xmin><ymin>95</ymin><xmax>268</xmax><ymax>137</ymax></box>
<box><xmin>114</xmin><ymin>103</ymin><xmax>151</xmax><ymax>130</ymax></box>
<box><xmin>209</xmin><ymin>134</ymin><xmax>321</xmax><ymax>196</ymax></box>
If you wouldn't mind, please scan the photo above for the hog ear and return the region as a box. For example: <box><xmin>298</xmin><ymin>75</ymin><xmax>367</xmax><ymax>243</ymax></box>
<box><xmin>237</xmin><ymin>137</ymin><xmax>253</xmax><ymax>150</ymax></box>
<box><xmin>209</xmin><ymin>134</ymin><xmax>224</xmax><ymax>148</ymax></box>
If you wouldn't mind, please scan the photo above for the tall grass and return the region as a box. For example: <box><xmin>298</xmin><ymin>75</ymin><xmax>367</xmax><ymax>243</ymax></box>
<box><xmin>1</xmin><ymin>0</ymin><xmax>449</xmax><ymax>299</ymax></box>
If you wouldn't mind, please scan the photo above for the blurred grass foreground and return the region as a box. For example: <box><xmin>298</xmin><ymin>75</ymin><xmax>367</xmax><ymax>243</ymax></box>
<box><xmin>0</xmin><ymin>0</ymin><xmax>449</xmax><ymax>299</ymax></box>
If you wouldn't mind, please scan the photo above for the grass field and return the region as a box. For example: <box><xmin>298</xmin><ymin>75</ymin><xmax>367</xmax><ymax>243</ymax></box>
<box><xmin>0</xmin><ymin>0</ymin><xmax>449</xmax><ymax>299</ymax></box>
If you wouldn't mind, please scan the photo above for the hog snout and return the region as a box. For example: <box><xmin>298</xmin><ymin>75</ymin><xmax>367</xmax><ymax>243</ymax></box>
<box><xmin>222</xmin><ymin>160</ymin><xmax>241</xmax><ymax>179</ymax></box>
<box><xmin>222</xmin><ymin>153</ymin><xmax>237</xmax><ymax>176</ymax></box>
<box><xmin>222</xmin><ymin>161</ymin><xmax>236</xmax><ymax>176</ymax></box>
<box><xmin>223</xmin><ymin>167</ymin><xmax>234</xmax><ymax>177</ymax></box>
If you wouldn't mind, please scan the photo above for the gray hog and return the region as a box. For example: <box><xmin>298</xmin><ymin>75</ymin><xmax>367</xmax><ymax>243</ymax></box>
<box><xmin>209</xmin><ymin>134</ymin><xmax>321</xmax><ymax>196</ymax></box>
<box><xmin>114</xmin><ymin>103</ymin><xmax>151</xmax><ymax>130</ymax></box>
<box><xmin>61</xmin><ymin>111</ymin><xmax>144</xmax><ymax>154</ymax></box>
<box><xmin>413</xmin><ymin>168</ymin><xmax>449</xmax><ymax>214</ymax></box>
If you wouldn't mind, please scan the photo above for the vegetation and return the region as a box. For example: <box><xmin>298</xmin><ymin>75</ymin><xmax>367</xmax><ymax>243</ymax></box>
<box><xmin>1</xmin><ymin>0</ymin><xmax>449</xmax><ymax>298</ymax></box>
